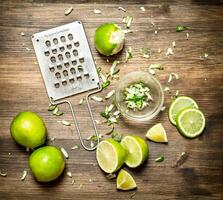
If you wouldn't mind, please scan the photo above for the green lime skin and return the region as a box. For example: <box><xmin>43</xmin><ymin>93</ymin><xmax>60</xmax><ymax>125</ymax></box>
<box><xmin>94</xmin><ymin>23</ymin><xmax>124</xmax><ymax>56</ymax></box>
<box><xmin>10</xmin><ymin>111</ymin><xmax>46</xmax><ymax>148</ymax></box>
<box><xmin>29</xmin><ymin>146</ymin><xmax>65</xmax><ymax>182</ymax></box>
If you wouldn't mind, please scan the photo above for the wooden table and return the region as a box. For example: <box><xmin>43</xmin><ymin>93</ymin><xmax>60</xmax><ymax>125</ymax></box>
<box><xmin>0</xmin><ymin>0</ymin><xmax>223</xmax><ymax>199</ymax></box>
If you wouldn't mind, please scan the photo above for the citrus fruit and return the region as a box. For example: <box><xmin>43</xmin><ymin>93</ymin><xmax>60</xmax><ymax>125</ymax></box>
<box><xmin>96</xmin><ymin>138</ymin><xmax>126</xmax><ymax>173</ymax></box>
<box><xmin>94</xmin><ymin>23</ymin><xmax>125</xmax><ymax>56</ymax></box>
<box><xmin>29</xmin><ymin>146</ymin><xmax>65</xmax><ymax>182</ymax></box>
<box><xmin>146</xmin><ymin>123</ymin><xmax>168</xmax><ymax>143</ymax></box>
<box><xmin>117</xmin><ymin>169</ymin><xmax>137</xmax><ymax>191</ymax></box>
<box><xmin>168</xmin><ymin>96</ymin><xmax>199</xmax><ymax>125</ymax></box>
<box><xmin>121</xmin><ymin>135</ymin><xmax>149</xmax><ymax>168</ymax></box>
<box><xmin>176</xmin><ymin>108</ymin><xmax>205</xmax><ymax>138</ymax></box>
<box><xmin>10</xmin><ymin>111</ymin><xmax>46</xmax><ymax>148</ymax></box>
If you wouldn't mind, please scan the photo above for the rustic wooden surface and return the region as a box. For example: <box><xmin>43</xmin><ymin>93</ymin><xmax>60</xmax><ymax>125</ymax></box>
<box><xmin>0</xmin><ymin>0</ymin><xmax>223</xmax><ymax>199</ymax></box>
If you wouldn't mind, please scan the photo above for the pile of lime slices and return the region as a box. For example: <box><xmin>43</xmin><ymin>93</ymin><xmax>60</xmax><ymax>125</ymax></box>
<box><xmin>96</xmin><ymin>135</ymin><xmax>149</xmax><ymax>191</ymax></box>
<box><xmin>168</xmin><ymin>96</ymin><xmax>205</xmax><ymax>138</ymax></box>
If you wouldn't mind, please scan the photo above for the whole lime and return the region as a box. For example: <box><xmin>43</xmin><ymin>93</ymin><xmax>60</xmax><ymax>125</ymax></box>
<box><xmin>29</xmin><ymin>146</ymin><xmax>65</xmax><ymax>182</ymax></box>
<box><xmin>10</xmin><ymin>111</ymin><xmax>46</xmax><ymax>148</ymax></box>
<box><xmin>94</xmin><ymin>23</ymin><xmax>125</xmax><ymax>56</ymax></box>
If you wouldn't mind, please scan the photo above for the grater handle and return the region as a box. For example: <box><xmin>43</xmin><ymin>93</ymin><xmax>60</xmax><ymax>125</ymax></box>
<box><xmin>49</xmin><ymin>87</ymin><xmax>102</xmax><ymax>151</ymax></box>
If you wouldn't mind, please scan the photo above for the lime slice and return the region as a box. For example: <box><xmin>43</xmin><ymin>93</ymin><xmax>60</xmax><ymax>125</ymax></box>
<box><xmin>169</xmin><ymin>96</ymin><xmax>199</xmax><ymax>125</ymax></box>
<box><xmin>176</xmin><ymin>108</ymin><xmax>205</xmax><ymax>138</ymax></box>
<box><xmin>117</xmin><ymin>169</ymin><xmax>137</xmax><ymax>191</ymax></box>
<box><xmin>121</xmin><ymin>135</ymin><xmax>149</xmax><ymax>168</ymax></box>
<box><xmin>146</xmin><ymin>123</ymin><xmax>168</xmax><ymax>143</ymax></box>
<box><xmin>96</xmin><ymin>138</ymin><xmax>126</xmax><ymax>173</ymax></box>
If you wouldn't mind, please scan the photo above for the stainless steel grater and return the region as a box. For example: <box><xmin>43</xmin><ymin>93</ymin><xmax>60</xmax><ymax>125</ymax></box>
<box><xmin>32</xmin><ymin>21</ymin><xmax>102</xmax><ymax>151</ymax></box>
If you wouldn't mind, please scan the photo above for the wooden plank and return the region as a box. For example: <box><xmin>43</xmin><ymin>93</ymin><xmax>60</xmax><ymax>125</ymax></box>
<box><xmin>0</xmin><ymin>0</ymin><xmax>223</xmax><ymax>199</ymax></box>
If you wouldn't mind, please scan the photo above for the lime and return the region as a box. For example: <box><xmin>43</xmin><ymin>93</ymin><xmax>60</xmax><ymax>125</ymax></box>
<box><xmin>176</xmin><ymin>108</ymin><xmax>205</xmax><ymax>138</ymax></box>
<box><xmin>121</xmin><ymin>135</ymin><xmax>149</xmax><ymax>168</ymax></box>
<box><xmin>96</xmin><ymin>138</ymin><xmax>126</xmax><ymax>173</ymax></box>
<box><xmin>10</xmin><ymin>111</ymin><xmax>46</xmax><ymax>148</ymax></box>
<box><xmin>146</xmin><ymin>123</ymin><xmax>168</xmax><ymax>143</ymax></box>
<box><xmin>94</xmin><ymin>23</ymin><xmax>125</xmax><ymax>56</ymax></box>
<box><xmin>168</xmin><ymin>96</ymin><xmax>199</xmax><ymax>125</ymax></box>
<box><xmin>117</xmin><ymin>169</ymin><xmax>137</xmax><ymax>191</ymax></box>
<box><xmin>29</xmin><ymin>146</ymin><xmax>65</xmax><ymax>182</ymax></box>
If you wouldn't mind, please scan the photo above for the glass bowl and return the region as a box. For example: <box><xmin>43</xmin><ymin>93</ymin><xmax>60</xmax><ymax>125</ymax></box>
<box><xmin>115</xmin><ymin>71</ymin><xmax>164</xmax><ymax>122</ymax></box>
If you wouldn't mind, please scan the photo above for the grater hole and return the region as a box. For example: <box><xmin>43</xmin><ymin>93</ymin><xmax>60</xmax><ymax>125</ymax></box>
<box><xmin>63</xmin><ymin>70</ymin><xmax>68</xmax><ymax>76</ymax></box>
<box><xmin>72</xmin><ymin>60</ymin><xmax>77</xmax><ymax>66</ymax></box>
<box><xmin>65</xmin><ymin>52</ymin><xmax>71</xmax><ymax>58</ymax></box>
<box><xmin>68</xmin><ymin>33</ymin><xmax>73</xmax><ymax>40</ymax></box>
<box><xmin>55</xmin><ymin>83</ymin><xmax>60</xmax><ymax>88</ymax></box>
<box><xmin>50</xmin><ymin>56</ymin><xmax>56</xmax><ymax>63</ymax></box>
<box><xmin>73</xmin><ymin>49</ymin><xmax>78</xmax><ymax>56</ymax></box>
<box><xmin>45</xmin><ymin>51</ymin><xmax>50</xmax><ymax>56</ymax></box>
<box><xmin>58</xmin><ymin>54</ymin><xmax>63</xmax><ymax>61</ymax></box>
<box><xmin>77</xmin><ymin>76</ymin><xmax>82</xmax><ymax>81</ymax></box>
<box><xmin>49</xmin><ymin>67</ymin><xmax>55</xmax><ymax>72</ymax></box>
<box><xmin>92</xmin><ymin>78</ymin><xmax>95</xmax><ymax>81</ymax></box>
<box><xmin>59</xmin><ymin>46</ymin><xmax>65</xmax><ymax>52</ymax></box>
<box><xmin>70</xmin><ymin>68</ymin><xmax>76</xmax><ymax>74</ymax></box>
<box><xmin>64</xmin><ymin>62</ymin><xmax>70</xmax><ymax>68</ymax></box>
<box><xmin>79</xmin><ymin>58</ymin><xmax>84</xmax><ymax>63</ymax></box>
<box><xmin>52</xmin><ymin>48</ymin><xmax>57</xmax><ymax>54</ymax></box>
<box><xmin>69</xmin><ymin>78</ymin><xmax>75</xmax><ymax>83</ymax></box>
<box><xmin>60</xmin><ymin>36</ymin><xmax>66</xmax><ymax>42</ymax></box>
<box><xmin>74</xmin><ymin>42</ymin><xmax>80</xmax><ymax>47</ymax></box>
<box><xmin>77</xmin><ymin>65</ymin><xmax>84</xmax><ymax>72</ymax></box>
<box><xmin>45</xmin><ymin>40</ymin><xmax>51</xmax><ymax>47</ymax></box>
<box><xmin>67</xmin><ymin>44</ymin><xmax>72</xmax><ymax>50</ymax></box>
<box><xmin>84</xmin><ymin>74</ymin><xmax>90</xmax><ymax>79</ymax></box>
<box><xmin>53</xmin><ymin>38</ymin><xmax>58</xmax><ymax>44</ymax></box>
<box><xmin>55</xmin><ymin>72</ymin><xmax>61</xmax><ymax>79</ymax></box>
<box><xmin>57</xmin><ymin>64</ymin><xmax>62</xmax><ymax>70</ymax></box>
<box><xmin>62</xmin><ymin>80</ymin><xmax>67</xmax><ymax>86</ymax></box>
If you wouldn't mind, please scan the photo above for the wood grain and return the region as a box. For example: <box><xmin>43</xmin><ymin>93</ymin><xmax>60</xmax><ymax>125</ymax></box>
<box><xmin>0</xmin><ymin>0</ymin><xmax>223</xmax><ymax>199</ymax></box>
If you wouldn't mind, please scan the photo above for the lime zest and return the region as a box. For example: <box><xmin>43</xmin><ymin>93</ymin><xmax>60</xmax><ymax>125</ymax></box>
<box><xmin>155</xmin><ymin>156</ymin><xmax>164</xmax><ymax>162</ymax></box>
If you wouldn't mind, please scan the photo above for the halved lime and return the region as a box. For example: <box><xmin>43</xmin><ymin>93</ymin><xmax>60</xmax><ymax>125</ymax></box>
<box><xmin>121</xmin><ymin>135</ymin><xmax>149</xmax><ymax>168</ymax></box>
<box><xmin>94</xmin><ymin>23</ymin><xmax>125</xmax><ymax>56</ymax></box>
<box><xmin>169</xmin><ymin>96</ymin><xmax>199</xmax><ymax>125</ymax></box>
<box><xmin>96</xmin><ymin>138</ymin><xmax>126</xmax><ymax>173</ymax></box>
<box><xmin>176</xmin><ymin>108</ymin><xmax>205</xmax><ymax>138</ymax></box>
<box><xmin>117</xmin><ymin>169</ymin><xmax>137</xmax><ymax>191</ymax></box>
<box><xmin>146</xmin><ymin>123</ymin><xmax>168</xmax><ymax>143</ymax></box>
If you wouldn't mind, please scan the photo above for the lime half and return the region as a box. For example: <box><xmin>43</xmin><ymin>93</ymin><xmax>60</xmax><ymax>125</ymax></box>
<box><xmin>169</xmin><ymin>96</ymin><xmax>199</xmax><ymax>125</ymax></box>
<box><xmin>96</xmin><ymin>138</ymin><xmax>126</xmax><ymax>173</ymax></box>
<box><xmin>176</xmin><ymin>108</ymin><xmax>205</xmax><ymax>138</ymax></box>
<box><xmin>121</xmin><ymin>135</ymin><xmax>149</xmax><ymax>168</ymax></box>
<box><xmin>146</xmin><ymin>123</ymin><xmax>168</xmax><ymax>143</ymax></box>
<box><xmin>117</xmin><ymin>169</ymin><xmax>137</xmax><ymax>191</ymax></box>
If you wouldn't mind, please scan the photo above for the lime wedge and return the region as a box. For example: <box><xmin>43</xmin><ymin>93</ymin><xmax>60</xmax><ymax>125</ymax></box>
<box><xmin>176</xmin><ymin>108</ymin><xmax>205</xmax><ymax>138</ymax></box>
<box><xmin>169</xmin><ymin>96</ymin><xmax>199</xmax><ymax>125</ymax></box>
<box><xmin>117</xmin><ymin>169</ymin><xmax>137</xmax><ymax>191</ymax></box>
<box><xmin>146</xmin><ymin>123</ymin><xmax>168</xmax><ymax>143</ymax></box>
<box><xmin>96</xmin><ymin>138</ymin><xmax>126</xmax><ymax>173</ymax></box>
<box><xmin>121</xmin><ymin>135</ymin><xmax>149</xmax><ymax>168</ymax></box>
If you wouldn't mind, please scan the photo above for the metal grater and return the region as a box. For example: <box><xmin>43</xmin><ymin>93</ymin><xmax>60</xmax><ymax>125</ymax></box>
<box><xmin>32</xmin><ymin>21</ymin><xmax>102</xmax><ymax>151</ymax></box>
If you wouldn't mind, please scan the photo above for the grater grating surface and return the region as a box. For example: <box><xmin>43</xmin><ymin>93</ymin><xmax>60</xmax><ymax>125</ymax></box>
<box><xmin>32</xmin><ymin>21</ymin><xmax>100</xmax><ymax>101</ymax></box>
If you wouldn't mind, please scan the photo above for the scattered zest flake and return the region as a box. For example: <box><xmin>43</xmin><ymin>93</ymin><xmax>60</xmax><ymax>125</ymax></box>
<box><xmin>125</xmin><ymin>47</ymin><xmax>133</xmax><ymax>62</ymax></box>
<box><xmin>161</xmin><ymin>106</ymin><xmax>166</xmax><ymax>111</ymax></box>
<box><xmin>91</xmin><ymin>96</ymin><xmax>103</xmax><ymax>102</ymax></box>
<box><xmin>106</xmin><ymin>173</ymin><xmax>116</xmax><ymax>180</ymax></box>
<box><xmin>123</xmin><ymin>16</ymin><xmax>133</xmax><ymax>29</ymax></box>
<box><xmin>140</xmin><ymin>6</ymin><xmax>146</xmax><ymax>12</ymax></box>
<box><xmin>172</xmin><ymin>41</ymin><xmax>176</xmax><ymax>47</ymax></box>
<box><xmin>123</xmin><ymin>29</ymin><xmax>133</xmax><ymax>34</ymax></box>
<box><xmin>164</xmin><ymin>87</ymin><xmax>170</xmax><ymax>92</ymax></box>
<box><xmin>155</xmin><ymin>156</ymin><xmax>164</xmax><ymax>162</ymax></box>
<box><xmin>158</xmin><ymin>48</ymin><xmax>162</xmax><ymax>53</ymax></box>
<box><xmin>166</xmin><ymin>48</ymin><xmax>173</xmax><ymax>56</ymax></box>
<box><xmin>48</xmin><ymin>104</ymin><xmax>57</xmax><ymax>111</ymax></box>
<box><xmin>175</xmin><ymin>90</ymin><xmax>179</xmax><ymax>97</ymax></box>
<box><xmin>79</xmin><ymin>98</ymin><xmax>84</xmax><ymax>105</ymax></box>
<box><xmin>176</xmin><ymin>25</ymin><xmax>188</xmax><ymax>32</ymax></box>
<box><xmin>111</xmin><ymin>132</ymin><xmax>123</xmax><ymax>142</ymax></box>
<box><xmin>20</xmin><ymin>32</ymin><xmax>25</xmax><ymax>36</ymax></box>
<box><xmin>94</xmin><ymin>9</ymin><xmax>101</xmax><ymax>14</ymax></box>
<box><xmin>110</xmin><ymin>60</ymin><xmax>120</xmax><ymax>78</ymax></box>
<box><xmin>67</xmin><ymin>172</ymin><xmax>72</xmax><ymax>178</ymax></box>
<box><xmin>140</xmin><ymin>48</ymin><xmax>151</xmax><ymax>58</ymax></box>
<box><xmin>154</xmin><ymin>30</ymin><xmax>158</xmax><ymax>35</ymax></box>
<box><xmin>0</xmin><ymin>171</ymin><xmax>7</xmax><ymax>177</ymax></box>
<box><xmin>168</xmin><ymin>73</ymin><xmax>180</xmax><ymax>83</ymax></box>
<box><xmin>64</xmin><ymin>7</ymin><xmax>73</xmax><ymax>16</ymax></box>
<box><xmin>186</xmin><ymin>32</ymin><xmax>189</xmax><ymax>40</ymax></box>
<box><xmin>118</xmin><ymin>6</ymin><xmax>126</xmax><ymax>12</ymax></box>
<box><xmin>21</xmin><ymin>170</ymin><xmax>27</xmax><ymax>181</ymax></box>
<box><xmin>71</xmin><ymin>179</ymin><xmax>75</xmax><ymax>185</ymax></box>
<box><xmin>71</xmin><ymin>145</ymin><xmax>79</xmax><ymax>150</ymax></box>
<box><xmin>60</xmin><ymin>147</ymin><xmax>69</xmax><ymax>159</ymax></box>
<box><xmin>105</xmin><ymin>90</ymin><xmax>115</xmax><ymax>99</ymax></box>
<box><xmin>148</xmin><ymin>64</ymin><xmax>163</xmax><ymax>75</ymax></box>
<box><xmin>204</xmin><ymin>53</ymin><xmax>208</xmax><ymax>58</ymax></box>
<box><xmin>60</xmin><ymin>120</ymin><xmax>71</xmax><ymax>126</ymax></box>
